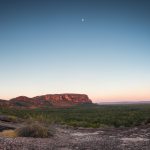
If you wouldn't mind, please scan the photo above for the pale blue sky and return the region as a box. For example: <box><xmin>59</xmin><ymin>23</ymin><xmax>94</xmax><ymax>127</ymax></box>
<box><xmin>0</xmin><ymin>0</ymin><xmax>150</xmax><ymax>102</ymax></box>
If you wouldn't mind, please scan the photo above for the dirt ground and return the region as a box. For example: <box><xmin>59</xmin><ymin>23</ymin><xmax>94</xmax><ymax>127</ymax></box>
<box><xmin>0</xmin><ymin>124</ymin><xmax>150</xmax><ymax>150</ymax></box>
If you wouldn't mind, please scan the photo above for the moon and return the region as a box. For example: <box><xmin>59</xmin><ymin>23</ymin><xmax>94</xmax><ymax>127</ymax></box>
<box><xmin>81</xmin><ymin>18</ymin><xmax>85</xmax><ymax>22</ymax></box>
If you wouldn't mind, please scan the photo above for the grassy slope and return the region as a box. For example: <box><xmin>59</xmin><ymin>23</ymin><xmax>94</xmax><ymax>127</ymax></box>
<box><xmin>1</xmin><ymin>104</ymin><xmax>150</xmax><ymax>128</ymax></box>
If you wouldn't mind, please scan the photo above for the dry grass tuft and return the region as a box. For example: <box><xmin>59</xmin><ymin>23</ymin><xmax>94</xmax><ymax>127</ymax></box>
<box><xmin>0</xmin><ymin>130</ymin><xmax>17</xmax><ymax>137</ymax></box>
<box><xmin>16</xmin><ymin>123</ymin><xmax>52</xmax><ymax>138</ymax></box>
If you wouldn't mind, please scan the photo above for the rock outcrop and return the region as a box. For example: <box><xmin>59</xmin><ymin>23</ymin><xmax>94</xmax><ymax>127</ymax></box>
<box><xmin>34</xmin><ymin>94</ymin><xmax>92</xmax><ymax>107</ymax></box>
<box><xmin>1</xmin><ymin>94</ymin><xmax>92</xmax><ymax>108</ymax></box>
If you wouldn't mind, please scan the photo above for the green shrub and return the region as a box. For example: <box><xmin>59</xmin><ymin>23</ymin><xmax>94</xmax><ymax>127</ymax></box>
<box><xmin>16</xmin><ymin>123</ymin><xmax>52</xmax><ymax>138</ymax></box>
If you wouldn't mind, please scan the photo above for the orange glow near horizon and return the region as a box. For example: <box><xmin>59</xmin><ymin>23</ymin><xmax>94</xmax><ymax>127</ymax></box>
<box><xmin>92</xmin><ymin>96</ymin><xmax>150</xmax><ymax>103</ymax></box>
<box><xmin>0</xmin><ymin>81</ymin><xmax>150</xmax><ymax>102</ymax></box>
<box><xmin>90</xmin><ymin>90</ymin><xmax>150</xmax><ymax>103</ymax></box>
<box><xmin>1</xmin><ymin>91</ymin><xmax>150</xmax><ymax>103</ymax></box>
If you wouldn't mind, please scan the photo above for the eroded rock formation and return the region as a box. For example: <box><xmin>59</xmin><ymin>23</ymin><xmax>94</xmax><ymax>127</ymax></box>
<box><xmin>0</xmin><ymin>94</ymin><xmax>92</xmax><ymax>108</ymax></box>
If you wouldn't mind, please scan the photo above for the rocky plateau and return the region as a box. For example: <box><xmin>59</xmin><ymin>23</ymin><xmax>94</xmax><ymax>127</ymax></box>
<box><xmin>0</xmin><ymin>94</ymin><xmax>92</xmax><ymax>108</ymax></box>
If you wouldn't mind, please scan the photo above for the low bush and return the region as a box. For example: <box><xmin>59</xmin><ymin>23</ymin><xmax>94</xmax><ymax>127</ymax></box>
<box><xmin>16</xmin><ymin>123</ymin><xmax>52</xmax><ymax>138</ymax></box>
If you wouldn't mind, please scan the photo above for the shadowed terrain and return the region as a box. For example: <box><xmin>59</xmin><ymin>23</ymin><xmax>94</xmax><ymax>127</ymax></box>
<box><xmin>0</xmin><ymin>104</ymin><xmax>150</xmax><ymax>149</ymax></box>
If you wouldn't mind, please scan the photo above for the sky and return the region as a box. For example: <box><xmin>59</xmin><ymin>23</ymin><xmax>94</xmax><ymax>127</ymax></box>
<box><xmin>0</xmin><ymin>0</ymin><xmax>150</xmax><ymax>102</ymax></box>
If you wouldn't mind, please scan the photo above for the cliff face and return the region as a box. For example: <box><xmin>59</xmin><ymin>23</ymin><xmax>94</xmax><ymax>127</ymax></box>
<box><xmin>10</xmin><ymin>96</ymin><xmax>52</xmax><ymax>107</ymax></box>
<box><xmin>34</xmin><ymin>94</ymin><xmax>92</xmax><ymax>107</ymax></box>
<box><xmin>4</xmin><ymin>94</ymin><xmax>92</xmax><ymax>108</ymax></box>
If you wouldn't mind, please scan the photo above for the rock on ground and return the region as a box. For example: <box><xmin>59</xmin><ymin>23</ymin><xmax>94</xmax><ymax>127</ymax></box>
<box><xmin>0</xmin><ymin>124</ymin><xmax>150</xmax><ymax>150</ymax></box>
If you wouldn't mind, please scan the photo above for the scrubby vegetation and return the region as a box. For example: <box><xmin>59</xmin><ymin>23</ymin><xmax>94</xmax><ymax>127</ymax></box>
<box><xmin>16</xmin><ymin>123</ymin><xmax>51</xmax><ymax>138</ymax></box>
<box><xmin>1</xmin><ymin>104</ymin><xmax>150</xmax><ymax>128</ymax></box>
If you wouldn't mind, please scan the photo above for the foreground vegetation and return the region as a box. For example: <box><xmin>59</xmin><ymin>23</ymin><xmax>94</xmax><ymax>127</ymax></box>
<box><xmin>16</xmin><ymin>123</ymin><xmax>52</xmax><ymax>138</ymax></box>
<box><xmin>1</xmin><ymin>104</ymin><xmax>150</xmax><ymax>128</ymax></box>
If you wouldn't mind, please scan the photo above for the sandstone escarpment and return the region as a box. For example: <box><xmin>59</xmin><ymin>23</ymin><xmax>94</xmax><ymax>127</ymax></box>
<box><xmin>10</xmin><ymin>96</ymin><xmax>52</xmax><ymax>108</ymax></box>
<box><xmin>1</xmin><ymin>94</ymin><xmax>92</xmax><ymax>108</ymax></box>
<box><xmin>34</xmin><ymin>94</ymin><xmax>92</xmax><ymax>107</ymax></box>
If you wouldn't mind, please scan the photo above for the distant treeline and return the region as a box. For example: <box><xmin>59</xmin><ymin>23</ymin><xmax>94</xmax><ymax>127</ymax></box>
<box><xmin>0</xmin><ymin>104</ymin><xmax>150</xmax><ymax>128</ymax></box>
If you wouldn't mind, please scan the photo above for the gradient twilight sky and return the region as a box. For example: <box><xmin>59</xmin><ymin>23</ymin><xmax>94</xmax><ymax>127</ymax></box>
<box><xmin>0</xmin><ymin>0</ymin><xmax>150</xmax><ymax>102</ymax></box>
